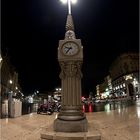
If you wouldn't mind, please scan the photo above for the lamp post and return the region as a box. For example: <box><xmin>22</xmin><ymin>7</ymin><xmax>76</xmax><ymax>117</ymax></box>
<box><xmin>68</xmin><ymin>0</ymin><xmax>71</xmax><ymax>14</ymax></box>
<box><xmin>55</xmin><ymin>88</ymin><xmax>62</xmax><ymax>101</ymax></box>
<box><xmin>8</xmin><ymin>79</ymin><xmax>13</xmax><ymax>117</ymax></box>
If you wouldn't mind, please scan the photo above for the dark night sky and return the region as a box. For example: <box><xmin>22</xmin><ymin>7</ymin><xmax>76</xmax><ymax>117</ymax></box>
<box><xmin>2</xmin><ymin>0</ymin><xmax>139</xmax><ymax>96</ymax></box>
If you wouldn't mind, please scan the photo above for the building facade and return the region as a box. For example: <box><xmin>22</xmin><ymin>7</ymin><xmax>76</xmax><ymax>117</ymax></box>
<box><xmin>109</xmin><ymin>53</ymin><xmax>139</xmax><ymax>98</ymax></box>
<box><xmin>96</xmin><ymin>52</ymin><xmax>139</xmax><ymax>99</ymax></box>
<box><xmin>96</xmin><ymin>75</ymin><xmax>112</xmax><ymax>99</ymax></box>
<box><xmin>1</xmin><ymin>55</ymin><xmax>22</xmax><ymax>118</ymax></box>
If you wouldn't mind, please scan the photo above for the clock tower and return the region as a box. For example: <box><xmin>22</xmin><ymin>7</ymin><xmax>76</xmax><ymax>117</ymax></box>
<box><xmin>54</xmin><ymin>13</ymin><xmax>88</xmax><ymax>132</ymax></box>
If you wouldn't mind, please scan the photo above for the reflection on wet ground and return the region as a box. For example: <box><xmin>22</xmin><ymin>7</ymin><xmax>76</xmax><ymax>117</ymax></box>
<box><xmin>1</xmin><ymin>99</ymin><xmax>139</xmax><ymax>140</ymax></box>
<box><xmin>83</xmin><ymin>99</ymin><xmax>136</xmax><ymax>113</ymax></box>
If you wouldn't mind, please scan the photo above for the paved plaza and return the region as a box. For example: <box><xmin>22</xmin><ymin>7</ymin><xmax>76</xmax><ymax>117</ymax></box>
<box><xmin>0</xmin><ymin>100</ymin><xmax>140</xmax><ymax>140</ymax></box>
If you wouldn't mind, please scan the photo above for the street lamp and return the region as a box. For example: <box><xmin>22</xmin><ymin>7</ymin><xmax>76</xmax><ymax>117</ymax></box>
<box><xmin>60</xmin><ymin>0</ymin><xmax>77</xmax><ymax>14</ymax></box>
<box><xmin>9</xmin><ymin>80</ymin><xmax>13</xmax><ymax>84</ymax></box>
<box><xmin>9</xmin><ymin>80</ymin><xmax>13</xmax><ymax>94</ymax></box>
<box><xmin>55</xmin><ymin>88</ymin><xmax>62</xmax><ymax>94</ymax></box>
<box><xmin>55</xmin><ymin>88</ymin><xmax>61</xmax><ymax>92</ymax></box>
<box><xmin>0</xmin><ymin>56</ymin><xmax>2</xmax><ymax>63</ymax></box>
<box><xmin>60</xmin><ymin>0</ymin><xmax>77</xmax><ymax>4</ymax></box>
<box><xmin>54</xmin><ymin>88</ymin><xmax>62</xmax><ymax>101</ymax></box>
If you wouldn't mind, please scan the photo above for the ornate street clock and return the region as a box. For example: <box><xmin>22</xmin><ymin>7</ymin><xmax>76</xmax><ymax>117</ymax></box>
<box><xmin>54</xmin><ymin>14</ymin><xmax>88</xmax><ymax>132</ymax></box>
<box><xmin>61</xmin><ymin>41</ymin><xmax>79</xmax><ymax>56</ymax></box>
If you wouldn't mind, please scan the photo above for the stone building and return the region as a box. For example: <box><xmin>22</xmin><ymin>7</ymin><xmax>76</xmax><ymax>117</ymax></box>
<box><xmin>1</xmin><ymin>55</ymin><xmax>21</xmax><ymax>118</ymax></box>
<box><xmin>0</xmin><ymin>53</ymin><xmax>2</xmax><ymax>117</ymax></box>
<box><xmin>96</xmin><ymin>75</ymin><xmax>112</xmax><ymax>99</ymax></box>
<box><xmin>109</xmin><ymin>52</ymin><xmax>139</xmax><ymax>98</ymax></box>
<box><xmin>96</xmin><ymin>52</ymin><xmax>139</xmax><ymax>99</ymax></box>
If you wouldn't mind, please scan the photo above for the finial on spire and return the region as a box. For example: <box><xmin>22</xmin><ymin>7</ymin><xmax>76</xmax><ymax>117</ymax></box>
<box><xmin>65</xmin><ymin>14</ymin><xmax>76</xmax><ymax>39</ymax></box>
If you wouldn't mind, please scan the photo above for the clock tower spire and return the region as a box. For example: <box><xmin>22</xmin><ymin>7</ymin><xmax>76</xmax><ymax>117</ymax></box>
<box><xmin>65</xmin><ymin>14</ymin><xmax>76</xmax><ymax>39</ymax></box>
<box><xmin>66</xmin><ymin>14</ymin><xmax>74</xmax><ymax>31</ymax></box>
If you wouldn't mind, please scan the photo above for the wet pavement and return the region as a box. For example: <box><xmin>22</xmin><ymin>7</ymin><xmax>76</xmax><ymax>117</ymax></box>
<box><xmin>0</xmin><ymin>99</ymin><xmax>140</xmax><ymax>140</ymax></box>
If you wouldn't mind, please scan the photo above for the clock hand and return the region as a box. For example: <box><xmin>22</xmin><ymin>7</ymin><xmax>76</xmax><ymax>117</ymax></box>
<box><xmin>66</xmin><ymin>47</ymin><xmax>72</xmax><ymax>54</ymax></box>
<box><xmin>65</xmin><ymin>46</ymin><xmax>70</xmax><ymax>49</ymax></box>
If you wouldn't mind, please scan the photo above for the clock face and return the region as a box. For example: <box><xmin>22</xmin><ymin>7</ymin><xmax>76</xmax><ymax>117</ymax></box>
<box><xmin>62</xmin><ymin>42</ymin><xmax>79</xmax><ymax>56</ymax></box>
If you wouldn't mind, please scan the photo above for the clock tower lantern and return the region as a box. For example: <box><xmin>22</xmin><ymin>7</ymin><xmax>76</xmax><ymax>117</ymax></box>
<box><xmin>54</xmin><ymin>13</ymin><xmax>88</xmax><ymax>132</ymax></box>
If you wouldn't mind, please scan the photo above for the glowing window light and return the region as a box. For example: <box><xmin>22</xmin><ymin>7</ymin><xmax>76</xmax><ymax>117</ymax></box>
<box><xmin>123</xmin><ymin>83</ymin><xmax>125</xmax><ymax>87</ymax></box>
<box><xmin>133</xmin><ymin>78</ymin><xmax>138</xmax><ymax>86</ymax></box>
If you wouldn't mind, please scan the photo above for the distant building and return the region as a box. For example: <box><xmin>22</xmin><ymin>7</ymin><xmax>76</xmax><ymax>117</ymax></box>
<box><xmin>96</xmin><ymin>52</ymin><xmax>139</xmax><ymax>99</ymax></box>
<box><xmin>96</xmin><ymin>75</ymin><xmax>112</xmax><ymax>99</ymax></box>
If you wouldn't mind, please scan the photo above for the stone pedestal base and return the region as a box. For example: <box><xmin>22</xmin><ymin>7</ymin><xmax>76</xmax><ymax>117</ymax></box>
<box><xmin>41</xmin><ymin>122</ymin><xmax>101</xmax><ymax>140</ymax></box>
<box><xmin>54</xmin><ymin>118</ymin><xmax>88</xmax><ymax>132</ymax></box>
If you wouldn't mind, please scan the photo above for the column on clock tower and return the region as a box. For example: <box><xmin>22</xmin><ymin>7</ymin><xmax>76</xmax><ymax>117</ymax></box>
<box><xmin>60</xmin><ymin>61</ymin><xmax>83</xmax><ymax>107</ymax></box>
<box><xmin>54</xmin><ymin>14</ymin><xmax>88</xmax><ymax>132</ymax></box>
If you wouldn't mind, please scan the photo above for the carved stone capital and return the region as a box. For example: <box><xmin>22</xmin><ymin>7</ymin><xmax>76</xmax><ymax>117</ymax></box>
<box><xmin>59</xmin><ymin>61</ymin><xmax>83</xmax><ymax>79</ymax></box>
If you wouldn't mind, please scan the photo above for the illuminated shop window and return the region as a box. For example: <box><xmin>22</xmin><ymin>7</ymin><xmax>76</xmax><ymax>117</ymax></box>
<box><xmin>133</xmin><ymin>78</ymin><xmax>138</xmax><ymax>87</ymax></box>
